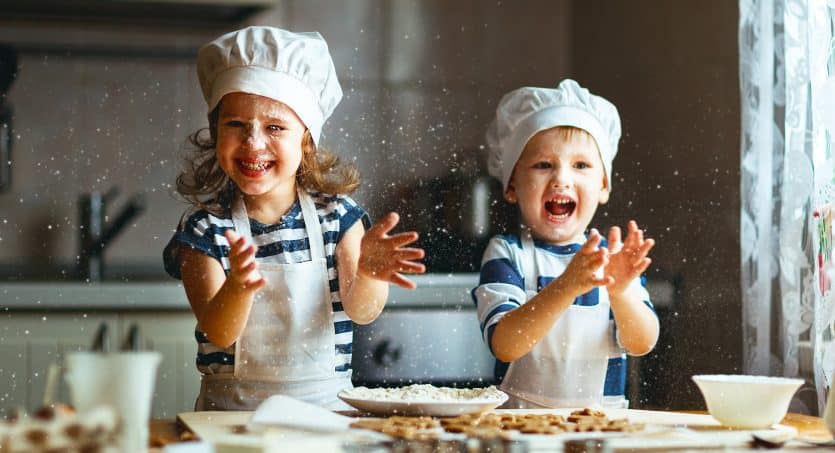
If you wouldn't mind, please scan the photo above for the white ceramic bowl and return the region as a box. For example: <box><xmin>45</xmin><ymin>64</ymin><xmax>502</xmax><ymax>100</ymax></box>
<box><xmin>692</xmin><ymin>374</ymin><xmax>803</xmax><ymax>428</ymax></box>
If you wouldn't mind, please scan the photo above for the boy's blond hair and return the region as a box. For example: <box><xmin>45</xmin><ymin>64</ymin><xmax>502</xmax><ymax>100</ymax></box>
<box><xmin>548</xmin><ymin>125</ymin><xmax>596</xmax><ymax>145</ymax></box>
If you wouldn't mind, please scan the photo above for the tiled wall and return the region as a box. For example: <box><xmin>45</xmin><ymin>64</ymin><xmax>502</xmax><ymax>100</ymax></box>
<box><xmin>0</xmin><ymin>22</ymin><xmax>218</xmax><ymax>275</ymax></box>
<box><xmin>0</xmin><ymin>0</ymin><xmax>571</xmax><ymax>275</ymax></box>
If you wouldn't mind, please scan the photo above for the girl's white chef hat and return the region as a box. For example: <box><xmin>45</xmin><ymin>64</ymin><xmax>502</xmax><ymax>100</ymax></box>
<box><xmin>197</xmin><ymin>26</ymin><xmax>342</xmax><ymax>146</ymax></box>
<box><xmin>486</xmin><ymin>79</ymin><xmax>621</xmax><ymax>192</ymax></box>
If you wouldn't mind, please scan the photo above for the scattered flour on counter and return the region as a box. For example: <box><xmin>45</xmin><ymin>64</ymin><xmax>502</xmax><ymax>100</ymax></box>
<box><xmin>342</xmin><ymin>384</ymin><xmax>505</xmax><ymax>402</ymax></box>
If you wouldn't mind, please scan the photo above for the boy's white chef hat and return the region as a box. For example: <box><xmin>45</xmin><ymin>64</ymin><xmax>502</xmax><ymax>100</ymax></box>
<box><xmin>197</xmin><ymin>26</ymin><xmax>342</xmax><ymax>146</ymax></box>
<box><xmin>486</xmin><ymin>79</ymin><xmax>621</xmax><ymax>191</ymax></box>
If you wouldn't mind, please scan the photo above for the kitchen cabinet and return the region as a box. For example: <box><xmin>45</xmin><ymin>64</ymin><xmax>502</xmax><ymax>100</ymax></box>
<box><xmin>0</xmin><ymin>312</ymin><xmax>118</xmax><ymax>413</ymax></box>
<box><xmin>120</xmin><ymin>313</ymin><xmax>200</xmax><ymax>417</ymax></box>
<box><xmin>0</xmin><ymin>311</ymin><xmax>199</xmax><ymax>419</ymax></box>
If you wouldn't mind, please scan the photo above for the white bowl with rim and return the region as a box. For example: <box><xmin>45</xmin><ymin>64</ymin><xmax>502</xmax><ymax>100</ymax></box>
<box><xmin>692</xmin><ymin>374</ymin><xmax>803</xmax><ymax>429</ymax></box>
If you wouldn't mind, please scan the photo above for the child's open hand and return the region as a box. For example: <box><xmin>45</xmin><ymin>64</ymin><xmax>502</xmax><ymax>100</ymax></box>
<box><xmin>604</xmin><ymin>220</ymin><xmax>655</xmax><ymax>296</ymax></box>
<box><xmin>358</xmin><ymin>212</ymin><xmax>426</xmax><ymax>289</ymax></box>
<box><xmin>223</xmin><ymin>229</ymin><xmax>266</xmax><ymax>292</ymax></box>
<box><xmin>557</xmin><ymin>229</ymin><xmax>611</xmax><ymax>296</ymax></box>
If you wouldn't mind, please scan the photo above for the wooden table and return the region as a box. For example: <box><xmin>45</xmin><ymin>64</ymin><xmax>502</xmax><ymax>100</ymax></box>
<box><xmin>148</xmin><ymin>412</ymin><xmax>834</xmax><ymax>451</ymax></box>
<box><xmin>773</xmin><ymin>413</ymin><xmax>832</xmax><ymax>441</ymax></box>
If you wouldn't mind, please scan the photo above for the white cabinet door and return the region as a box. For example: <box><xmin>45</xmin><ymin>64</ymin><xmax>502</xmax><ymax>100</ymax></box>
<box><xmin>120</xmin><ymin>313</ymin><xmax>200</xmax><ymax>418</ymax></box>
<box><xmin>0</xmin><ymin>312</ymin><xmax>199</xmax><ymax>419</ymax></box>
<box><xmin>0</xmin><ymin>313</ymin><xmax>118</xmax><ymax>415</ymax></box>
<box><xmin>0</xmin><ymin>314</ymin><xmax>28</xmax><ymax>411</ymax></box>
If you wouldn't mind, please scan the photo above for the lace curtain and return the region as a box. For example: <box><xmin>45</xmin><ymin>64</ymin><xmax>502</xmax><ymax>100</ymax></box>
<box><xmin>739</xmin><ymin>0</ymin><xmax>835</xmax><ymax>413</ymax></box>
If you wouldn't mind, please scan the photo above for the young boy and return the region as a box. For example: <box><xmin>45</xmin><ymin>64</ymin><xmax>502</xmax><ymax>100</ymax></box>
<box><xmin>474</xmin><ymin>79</ymin><xmax>659</xmax><ymax>408</ymax></box>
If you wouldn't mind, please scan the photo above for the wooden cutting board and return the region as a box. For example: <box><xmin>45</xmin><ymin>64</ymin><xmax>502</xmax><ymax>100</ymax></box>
<box><xmin>176</xmin><ymin>411</ymin><xmax>259</xmax><ymax>451</ymax></box>
<box><xmin>177</xmin><ymin>408</ymin><xmax>796</xmax><ymax>451</ymax></box>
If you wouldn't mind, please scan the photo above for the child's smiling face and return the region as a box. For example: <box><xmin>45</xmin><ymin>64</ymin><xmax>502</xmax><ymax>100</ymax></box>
<box><xmin>216</xmin><ymin>92</ymin><xmax>307</xmax><ymax>198</ymax></box>
<box><xmin>506</xmin><ymin>127</ymin><xmax>610</xmax><ymax>245</ymax></box>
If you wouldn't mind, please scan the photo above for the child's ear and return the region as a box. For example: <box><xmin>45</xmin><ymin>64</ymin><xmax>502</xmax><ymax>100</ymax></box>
<box><xmin>504</xmin><ymin>185</ymin><xmax>518</xmax><ymax>204</ymax></box>
<box><xmin>598</xmin><ymin>178</ymin><xmax>610</xmax><ymax>204</ymax></box>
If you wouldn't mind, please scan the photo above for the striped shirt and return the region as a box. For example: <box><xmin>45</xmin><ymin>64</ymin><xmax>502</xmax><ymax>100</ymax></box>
<box><xmin>472</xmin><ymin>234</ymin><xmax>655</xmax><ymax>397</ymax></box>
<box><xmin>164</xmin><ymin>190</ymin><xmax>370</xmax><ymax>377</ymax></box>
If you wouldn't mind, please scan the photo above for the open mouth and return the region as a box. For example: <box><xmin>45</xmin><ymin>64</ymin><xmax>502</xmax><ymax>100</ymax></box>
<box><xmin>236</xmin><ymin>158</ymin><xmax>275</xmax><ymax>176</ymax></box>
<box><xmin>544</xmin><ymin>197</ymin><xmax>576</xmax><ymax>219</ymax></box>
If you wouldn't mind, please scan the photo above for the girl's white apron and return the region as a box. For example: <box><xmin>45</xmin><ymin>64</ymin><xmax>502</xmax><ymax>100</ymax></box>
<box><xmin>500</xmin><ymin>229</ymin><xmax>620</xmax><ymax>408</ymax></box>
<box><xmin>196</xmin><ymin>189</ymin><xmax>352</xmax><ymax>410</ymax></box>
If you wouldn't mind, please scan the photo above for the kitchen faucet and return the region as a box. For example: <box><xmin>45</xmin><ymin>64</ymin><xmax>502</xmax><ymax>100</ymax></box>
<box><xmin>78</xmin><ymin>187</ymin><xmax>146</xmax><ymax>282</ymax></box>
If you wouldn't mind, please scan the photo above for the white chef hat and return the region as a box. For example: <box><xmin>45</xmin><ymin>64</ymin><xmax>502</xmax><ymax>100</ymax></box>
<box><xmin>486</xmin><ymin>79</ymin><xmax>621</xmax><ymax>192</ymax></box>
<box><xmin>197</xmin><ymin>26</ymin><xmax>343</xmax><ymax>146</ymax></box>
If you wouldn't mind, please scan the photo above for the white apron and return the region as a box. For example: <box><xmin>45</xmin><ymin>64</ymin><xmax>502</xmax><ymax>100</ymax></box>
<box><xmin>196</xmin><ymin>188</ymin><xmax>352</xmax><ymax>411</ymax></box>
<box><xmin>499</xmin><ymin>228</ymin><xmax>619</xmax><ymax>408</ymax></box>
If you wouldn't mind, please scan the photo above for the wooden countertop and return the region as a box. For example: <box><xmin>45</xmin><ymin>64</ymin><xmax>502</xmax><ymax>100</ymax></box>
<box><xmin>148</xmin><ymin>411</ymin><xmax>834</xmax><ymax>451</ymax></box>
<box><xmin>149</xmin><ymin>418</ymin><xmax>188</xmax><ymax>449</ymax></box>
<box><xmin>773</xmin><ymin>413</ymin><xmax>832</xmax><ymax>441</ymax></box>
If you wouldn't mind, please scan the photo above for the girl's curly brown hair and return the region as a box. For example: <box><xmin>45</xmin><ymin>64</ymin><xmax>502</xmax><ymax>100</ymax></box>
<box><xmin>176</xmin><ymin>107</ymin><xmax>360</xmax><ymax>216</ymax></box>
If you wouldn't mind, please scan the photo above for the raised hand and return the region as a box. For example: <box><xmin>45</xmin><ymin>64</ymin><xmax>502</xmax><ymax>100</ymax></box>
<box><xmin>604</xmin><ymin>220</ymin><xmax>654</xmax><ymax>296</ymax></box>
<box><xmin>358</xmin><ymin>212</ymin><xmax>426</xmax><ymax>289</ymax></box>
<box><xmin>223</xmin><ymin>229</ymin><xmax>266</xmax><ymax>292</ymax></box>
<box><xmin>556</xmin><ymin>229</ymin><xmax>612</xmax><ymax>296</ymax></box>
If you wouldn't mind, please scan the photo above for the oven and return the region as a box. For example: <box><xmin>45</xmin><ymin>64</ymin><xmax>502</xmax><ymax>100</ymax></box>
<box><xmin>351</xmin><ymin>274</ymin><xmax>495</xmax><ymax>387</ymax></box>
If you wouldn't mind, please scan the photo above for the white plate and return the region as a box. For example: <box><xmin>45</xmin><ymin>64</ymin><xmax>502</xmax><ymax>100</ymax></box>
<box><xmin>338</xmin><ymin>390</ymin><xmax>509</xmax><ymax>417</ymax></box>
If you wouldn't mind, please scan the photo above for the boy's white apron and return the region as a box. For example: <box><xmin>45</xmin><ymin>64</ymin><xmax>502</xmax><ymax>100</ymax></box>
<box><xmin>500</xmin><ymin>229</ymin><xmax>620</xmax><ymax>408</ymax></box>
<box><xmin>196</xmin><ymin>189</ymin><xmax>352</xmax><ymax>410</ymax></box>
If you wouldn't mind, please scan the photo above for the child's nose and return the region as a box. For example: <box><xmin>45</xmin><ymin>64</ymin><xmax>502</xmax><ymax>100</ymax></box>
<box><xmin>243</xmin><ymin>127</ymin><xmax>267</xmax><ymax>149</ymax></box>
<box><xmin>551</xmin><ymin>167</ymin><xmax>572</xmax><ymax>188</ymax></box>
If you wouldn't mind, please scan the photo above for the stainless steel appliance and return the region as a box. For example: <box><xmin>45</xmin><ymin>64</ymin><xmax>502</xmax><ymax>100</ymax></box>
<box><xmin>352</xmin><ymin>274</ymin><xmax>494</xmax><ymax>387</ymax></box>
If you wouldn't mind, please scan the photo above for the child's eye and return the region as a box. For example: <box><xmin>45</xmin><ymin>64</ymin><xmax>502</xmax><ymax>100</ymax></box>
<box><xmin>224</xmin><ymin>120</ymin><xmax>245</xmax><ymax>128</ymax></box>
<box><xmin>267</xmin><ymin>124</ymin><xmax>286</xmax><ymax>132</ymax></box>
<box><xmin>532</xmin><ymin>162</ymin><xmax>552</xmax><ymax>169</ymax></box>
<box><xmin>574</xmin><ymin>161</ymin><xmax>590</xmax><ymax>169</ymax></box>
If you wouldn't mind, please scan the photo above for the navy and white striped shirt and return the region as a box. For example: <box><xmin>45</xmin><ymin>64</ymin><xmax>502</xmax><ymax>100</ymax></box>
<box><xmin>472</xmin><ymin>234</ymin><xmax>656</xmax><ymax>397</ymax></box>
<box><xmin>164</xmin><ymin>190</ymin><xmax>370</xmax><ymax>378</ymax></box>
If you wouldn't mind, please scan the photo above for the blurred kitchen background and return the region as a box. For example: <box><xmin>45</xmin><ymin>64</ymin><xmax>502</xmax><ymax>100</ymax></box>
<box><xmin>0</xmin><ymin>0</ymin><xmax>770</xmax><ymax>415</ymax></box>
